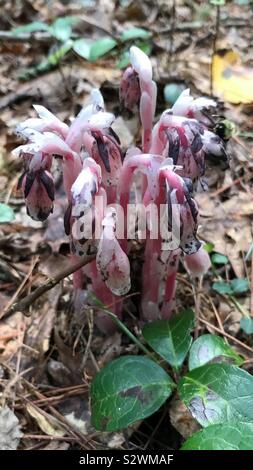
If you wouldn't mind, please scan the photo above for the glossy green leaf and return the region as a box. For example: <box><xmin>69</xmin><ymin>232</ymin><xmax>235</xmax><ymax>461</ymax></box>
<box><xmin>73</xmin><ymin>37</ymin><xmax>117</xmax><ymax>61</ymax></box>
<box><xmin>73</xmin><ymin>39</ymin><xmax>92</xmax><ymax>60</ymax></box>
<box><xmin>240</xmin><ymin>317</ymin><xmax>253</xmax><ymax>335</ymax></box>
<box><xmin>120</xmin><ymin>28</ymin><xmax>151</xmax><ymax>42</ymax></box>
<box><xmin>179</xmin><ymin>364</ymin><xmax>253</xmax><ymax>427</ymax></box>
<box><xmin>188</xmin><ymin>334</ymin><xmax>243</xmax><ymax>370</ymax></box>
<box><xmin>182</xmin><ymin>422</ymin><xmax>253</xmax><ymax>450</ymax></box>
<box><xmin>91</xmin><ymin>355</ymin><xmax>174</xmax><ymax>431</ymax></box>
<box><xmin>90</xmin><ymin>38</ymin><xmax>117</xmax><ymax>61</ymax></box>
<box><xmin>142</xmin><ymin>309</ymin><xmax>194</xmax><ymax>369</ymax></box>
<box><xmin>210</xmin><ymin>0</ymin><xmax>226</xmax><ymax>5</ymax></box>
<box><xmin>0</xmin><ymin>203</ymin><xmax>15</xmax><ymax>223</ymax></box>
<box><xmin>230</xmin><ymin>278</ymin><xmax>249</xmax><ymax>294</ymax></box>
<box><xmin>50</xmin><ymin>16</ymin><xmax>78</xmax><ymax>42</ymax></box>
<box><xmin>116</xmin><ymin>42</ymin><xmax>152</xmax><ymax>69</ymax></box>
<box><xmin>12</xmin><ymin>22</ymin><xmax>50</xmax><ymax>35</ymax></box>
<box><xmin>211</xmin><ymin>253</ymin><xmax>229</xmax><ymax>265</ymax></box>
<box><xmin>212</xmin><ymin>281</ymin><xmax>233</xmax><ymax>295</ymax></box>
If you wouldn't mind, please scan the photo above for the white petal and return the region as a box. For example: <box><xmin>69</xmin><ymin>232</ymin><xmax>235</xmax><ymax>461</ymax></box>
<box><xmin>130</xmin><ymin>46</ymin><xmax>152</xmax><ymax>81</ymax></box>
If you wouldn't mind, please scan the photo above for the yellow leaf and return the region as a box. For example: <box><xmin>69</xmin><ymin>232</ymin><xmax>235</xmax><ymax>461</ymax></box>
<box><xmin>26</xmin><ymin>403</ymin><xmax>65</xmax><ymax>437</ymax></box>
<box><xmin>212</xmin><ymin>50</ymin><xmax>253</xmax><ymax>104</ymax></box>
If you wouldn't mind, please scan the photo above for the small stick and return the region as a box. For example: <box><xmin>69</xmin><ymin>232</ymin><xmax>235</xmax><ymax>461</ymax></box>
<box><xmin>0</xmin><ymin>256</ymin><xmax>39</xmax><ymax>320</ymax></box>
<box><xmin>199</xmin><ymin>317</ymin><xmax>253</xmax><ymax>355</ymax></box>
<box><xmin>4</xmin><ymin>254</ymin><xmax>95</xmax><ymax>316</ymax></box>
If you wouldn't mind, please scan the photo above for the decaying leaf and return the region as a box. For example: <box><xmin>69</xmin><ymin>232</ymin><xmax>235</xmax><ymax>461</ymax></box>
<box><xmin>0</xmin><ymin>406</ymin><xmax>23</xmax><ymax>450</ymax></box>
<box><xmin>212</xmin><ymin>50</ymin><xmax>253</xmax><ymax>104</ymax></box>
<box><xmin>169</xmin><ymin>395</ymin><xmax>200</xmax><ymax>440</ymax></box>
<box><xmin>26</xmin><ymin>403</ymin><xmax>65</xmax><ymax>437</ymax></box>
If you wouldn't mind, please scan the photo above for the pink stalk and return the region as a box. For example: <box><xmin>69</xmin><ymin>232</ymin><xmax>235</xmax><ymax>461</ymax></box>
<box><xmin>161</xmin><ymin>250</ymin><xmax>180</xmax><ymax>319</ymax></box>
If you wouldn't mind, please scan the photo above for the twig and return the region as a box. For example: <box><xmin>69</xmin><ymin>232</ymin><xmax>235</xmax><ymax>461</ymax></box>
<box><xmin>192</xmin><ymin>277</ymin><xmax>203</xmax><ymax>340</ymax></box>
<box><xmin>199</xmin><ymin>317</ymin><xmax>253</xmax><ymax>355</ymax></box>
<box><xmin>97</xmin><ymin>306</ymin><xmax>152</xmax><ymax>358</ymax></box>
<box><xmin>0</xmin><ymin>256</ymin><xmax>39</xmax><ymax>320</ymax></box>
<box><xmin>81</xmin><ymin>310</ymin><xmax>94</xmax><ymax>370</ymax></box>
<box><xmin>4</xmin><ymin>254</ymin><xmax>95</xmax><ymax>316</ymax></box>
<box><xmin>22</xmin><ymin>434</ymin><xmax>77</xmax><ymax>441</ymax></box>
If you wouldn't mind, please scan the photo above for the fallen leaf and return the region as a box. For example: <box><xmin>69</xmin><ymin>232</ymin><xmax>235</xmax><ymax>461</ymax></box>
<box><xmin>26</xmin><ymin>403</ymin><xmax>65</xmax><ymax>437</ymax></box>
<box><xmin>212</xmin><ymin>50</ymin><xmax>253</xmax><ymax>104</ymax></box>
<box><xmin>169</xmin><ymin>395</ymin><xmax>200</xmax><ymax>439</ymax></box>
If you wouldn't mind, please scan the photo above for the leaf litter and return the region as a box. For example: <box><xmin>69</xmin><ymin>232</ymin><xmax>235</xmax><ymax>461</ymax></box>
<box><xmin>0</xmin><ymin>0</ymin><xmax>252</xmax><ymax>451</ymax></box>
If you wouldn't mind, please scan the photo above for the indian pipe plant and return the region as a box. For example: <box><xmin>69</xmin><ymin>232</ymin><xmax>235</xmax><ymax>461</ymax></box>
<box><xmin>13</xmin><ymin>47</ymin><xmax>253</xmax><ymax>449</ymax></box>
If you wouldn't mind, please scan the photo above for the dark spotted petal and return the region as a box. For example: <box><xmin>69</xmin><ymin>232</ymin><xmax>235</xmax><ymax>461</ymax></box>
<box><xmin>191</xmin><ymin>133</ymin><xmax>203</xmax><ymax>153</ymax></box>
<box><xmin>93</xmin><ymin>133</ymin><xmax>111</xmax><ymax>172</ymax></box>
<box><xmin>108</xmin><ymin>127</ymin><xmax>121</xmax><ymax>145</ymax></box>
<box><xmin>39</xmin><ymin>171</ymin><xmax>55</xmax><ymax>201</ymax></box>
<box><xmin>24</xmin><ymin>171</ymin><xmax>36</xmax><ymax>198</ymax></box>
<box><xmin>64</xmin><ymin>203</ymin><xmax>72</xmax><ymax>236</ymax></box>
<box><xmin>182</xmin><ymin>177</ymin><xmax>194</xmax><ymax>196</ymax></box>
<box><xmin>17</xmin><ymin>171</ymin><xmax>27</xmax><ymax>190</ymax></box>
<box><xmin>167</xmin><ymin>189</ymin><xmax>173</xmax><ymax>230</ymax></box>
<box><xmin>183</xmin><ymin>181</ymin><xmax>198</xmax><ymax>222</ymax></box>
<box><xmin>166</xmin><ymin>130</ymin><xmax>180</xmax><ymax>164</ymax></box>
<box><xmin>181</xmin><ymin>235</ymin><xmax>201</xmax><ymax>255</ymax></box>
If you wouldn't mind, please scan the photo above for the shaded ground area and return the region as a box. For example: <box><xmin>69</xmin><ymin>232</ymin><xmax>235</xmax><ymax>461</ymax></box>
<box><xmin>0</xmin><ymin>0</ymin><xmax>252</xmax><ymax>450</ymax></box>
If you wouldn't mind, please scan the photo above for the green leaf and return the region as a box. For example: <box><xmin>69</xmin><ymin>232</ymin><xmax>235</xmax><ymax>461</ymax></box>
<box><xmin>73</xmin><ymin>39</ymin><xmax>92</xmax><ymax>60</ymax></box>
<box><xmin>73</xmin><ymin>37</ymin><xmax>117</xmax><ymax>61</ymax></box>
<box><xmin>188</xmin><ymin>334</ymin><xmax>243</xmax><ymax>370</ymax></box>
<box><xmin>116</xmin><ymin>41</ymin><xmax>152</xmax><ymax>69</ymax></box>
<box><xmin>204</xmin><ymin>242</ymin><xmax>215</xmax><ymax>253</ymax></box>
<box><xmin>142</xmin><ymin>309</ymin><xmax>194</xmax><ymax>369</ymax></box>
<box><xmin>89</xmin><ymin>37</ymin><xmax>117</xmax><ymax>61</ymax></box>
<box><xmin>230</xmin><ymin>278</ymin><xmax>249</xmax><ymax>294</ymax></box>
<box><xmin>91</xmin><ymin>355</ymin><xmax>174</xmax><ymax>431</ymax></box>
<box><xmin>50</xmin><ymin>16</ymin><xmax>78</xmax><ymax>42</ymax></box>
<box><xmin>181</xmin><ymin>422</ymin><xmax>253</xmax><ymax>450</ymax></box>
<box><xmin>0</xmin><ymin>203</ymin><xmax>15</xmax><ymax>223</ymax></box>
<box><xmin>211</xmin><ymin>253</ymin><xmax>229</xmax><ymax>265</ymax></box>
<box><xmin>35</xmin><ymin>40</ymin><xmax>73</xmax><ymax>74</ymax></box>
<box><xmin>212</xmin><ymin>281</ymin><xmax>233</xmax><ymax>295</ymax></box>
<box><xmin>210</xmin><ymin>0</ymin><xmax>226</xmax><ymax>5</ymax></box>
<box><xmin>120</xmin><ymin>28</ymin><xmax>151</xmax><ymax>42</ymax></box>
<box><xmin>240</xmin><ymin>317</ymin><xmax>253</xmax><ymax>335</ymax></box>
<box><xmin>12</xmin><ymin>21</ymin><xmax>50</xmax><ymax>35</ymax></box>
<box><xmin>179</xmin><ymin>364</ymin><xmax>253</xmax><ymax>427</ymax></box>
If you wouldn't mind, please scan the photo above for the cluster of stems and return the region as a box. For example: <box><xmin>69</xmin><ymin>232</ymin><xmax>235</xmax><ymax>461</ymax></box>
<box><xmin>14</xmin><ymin>46</ymin><xmax>229</xmax><ymax>332</ymax></box>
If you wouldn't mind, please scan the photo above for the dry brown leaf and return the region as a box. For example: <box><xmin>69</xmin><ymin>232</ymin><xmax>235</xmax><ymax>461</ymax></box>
<box><xmin>26</xmin><ymin>404</ymin><xmax>65</xmax><ymax>437</ymax></box>
<box><xmin>169</xmin><ymin>395</ymin><xmax>200</xmax><ymax>439</ymax></box>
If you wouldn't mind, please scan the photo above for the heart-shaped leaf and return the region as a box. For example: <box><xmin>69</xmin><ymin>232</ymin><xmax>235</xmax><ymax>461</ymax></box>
<box><xmin>181</xmin><ymin>422</ymin><xmax>253</xmax><ymax>450</ymax></box>
<box><xmin>142</xmin><ymin>309</ymin><xmax>194</xmax><ymax>369</ymax></box>
<box><xmin>188</xmin><ymin>334</ymin><xmax>243</xmax><ymax>370</ymax></box>
<box><xmin>179</xmin><ymin>364</ymin><xmax>253</xmax><ymax>427</ymax></box>
<box><xmin>91</xmin><ymin>355</ymin><xmax>174</xmax><ymax>431</ymax></box>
